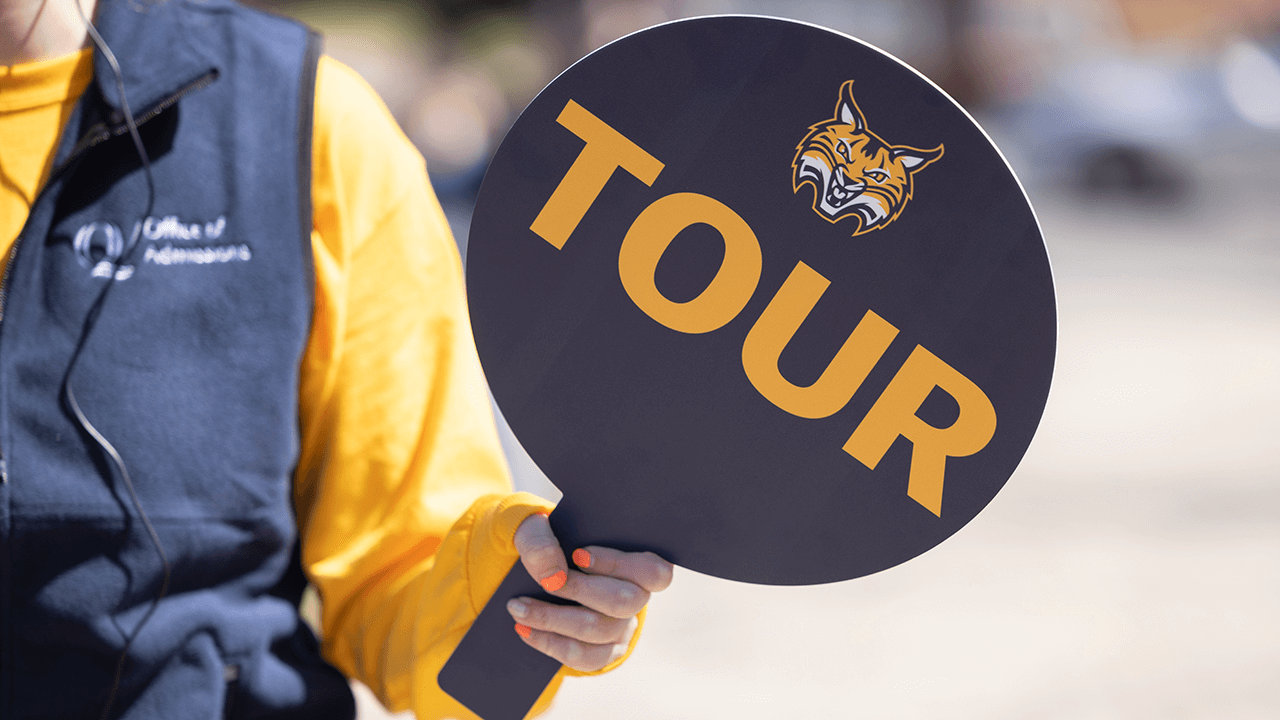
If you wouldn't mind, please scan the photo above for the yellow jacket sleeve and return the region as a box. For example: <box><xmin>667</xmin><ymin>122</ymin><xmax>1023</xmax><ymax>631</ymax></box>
<box><xmin>295</xmin><ymin>56</ymin><xmax>630</xmax><ymax>719</ymax></box>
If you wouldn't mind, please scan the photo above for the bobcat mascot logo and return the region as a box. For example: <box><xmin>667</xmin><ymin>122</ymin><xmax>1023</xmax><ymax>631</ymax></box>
<box><xmin>793</xmin><ymin>80</ymin><xmax>944</xmax><ymax>237</ymax></box>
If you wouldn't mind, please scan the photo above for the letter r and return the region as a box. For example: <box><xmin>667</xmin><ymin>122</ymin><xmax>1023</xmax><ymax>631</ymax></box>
<box><xmin>843</xmin><ymin>345</ymin><xmax>997</xmax><ymax>517</ymax></box>
<box><xmin>530</xmin><ymin>100</ymin><xmax>665</xmax><ymax>249</ymax></box>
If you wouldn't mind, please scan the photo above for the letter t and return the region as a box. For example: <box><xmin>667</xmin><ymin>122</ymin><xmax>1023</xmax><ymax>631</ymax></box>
<box><xmin>530</xmin><ymin>100</ymin><xmax>665</xmax><ymax>249</ymax></box>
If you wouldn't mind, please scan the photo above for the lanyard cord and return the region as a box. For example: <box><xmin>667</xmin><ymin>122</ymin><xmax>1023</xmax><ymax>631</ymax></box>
<box><xmin>68</xmin><ymin>2</ymin><xmax>171</xmax><ymax>719</ymax></box>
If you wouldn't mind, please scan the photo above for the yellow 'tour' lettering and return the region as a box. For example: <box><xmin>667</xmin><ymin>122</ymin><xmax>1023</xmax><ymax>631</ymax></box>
<box><xmin>618</xmin><ymin>193</ymin><xmax>762</xmax><ymax>334</ymax></box>
<box><xmin>742</xmin><ymin>261</ymin><xmax>898</xmax><ymax>419</ymax></box>
<box><xmin>528</xmin><ymin>99</ymin><xmax>1000</xmax><ymax>518</ymax></box>
<box><xmin>843</xmin><ymin>346</ymin><xmax>997</xmax><ymax>516</ymax></box>
<box><xmin>530</xmin><ymin>100</ymin><xmax>665</xmax><ymax>249</ymax></box>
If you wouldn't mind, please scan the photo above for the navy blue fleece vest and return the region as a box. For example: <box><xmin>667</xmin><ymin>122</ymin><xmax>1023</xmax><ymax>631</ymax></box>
<box><xmin>0</xmin><ymin>1</ymin><xmax>355</xmax><ymax>717</ymax></box>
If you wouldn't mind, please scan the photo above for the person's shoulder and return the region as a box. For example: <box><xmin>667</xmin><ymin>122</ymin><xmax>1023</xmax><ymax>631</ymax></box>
<box><xmin>311</xmin><ymin>55</ymin><xmax>433</xmax><ymax>256</ymax></box>
<box><xmin>315</xmin><ymin>56</ymin><xmax>381</xmax><ymax>113</ymax></box>
<box><xmin>314</xmin><ymin>55</ymin><xmax>420</xmax><ymax>168</ymax></box>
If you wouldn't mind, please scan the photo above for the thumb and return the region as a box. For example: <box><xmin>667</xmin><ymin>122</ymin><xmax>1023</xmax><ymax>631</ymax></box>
<box><xmin>513</xmin><ymin>512</ymin><xmax>569</xmax><ymax>594</ymax></box>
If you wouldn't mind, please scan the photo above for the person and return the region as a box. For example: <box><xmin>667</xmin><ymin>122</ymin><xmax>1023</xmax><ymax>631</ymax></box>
<box><xmin>0</xmin><ymin>0</ymin><xmax>673</xmax><ymax>717</ymax></box>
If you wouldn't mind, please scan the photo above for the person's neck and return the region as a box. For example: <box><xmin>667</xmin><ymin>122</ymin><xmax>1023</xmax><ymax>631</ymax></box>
<box><xmin>0</xmin><ymin>0</ymin><xmax>97</xmax><ymax>66</ymax></box>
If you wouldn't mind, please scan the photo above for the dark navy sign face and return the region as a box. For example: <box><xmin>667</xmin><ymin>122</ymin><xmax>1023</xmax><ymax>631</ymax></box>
<box><xmin>446</xmin><ymin>16</ymin><xmax>1056</xmax><ymax>719</ymax></box>
<box><xmin>468</xmin><ymin>16</ymin><xmax>1055</xmax><ymax>586</ymax></box>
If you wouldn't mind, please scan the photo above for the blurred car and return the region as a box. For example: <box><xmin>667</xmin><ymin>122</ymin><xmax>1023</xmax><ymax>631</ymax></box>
<box><xmin>974</xmin><ymin>0</ymin><xmax>1280</xmax><ymax>202</ymax></box>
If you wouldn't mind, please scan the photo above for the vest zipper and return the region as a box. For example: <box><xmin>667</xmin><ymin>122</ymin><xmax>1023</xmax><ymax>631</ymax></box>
<box><xmin>48</xmin><ymin>69</ymin><xmax>220</xmax><ymax>182</ymax></box>
<box><xmin>0</xmin><ymin>240</ymin><xmax>15</xmax><ymax>484</ymax></box>
<box><xmin>0</xmin><ymin>68</ymin><xmax>219</xmax><ymax>485</ymax></box>
<box><xmin>0</xmin><ymin>241</ymin><xmax>15</xmax><ymax>328</ymax></box>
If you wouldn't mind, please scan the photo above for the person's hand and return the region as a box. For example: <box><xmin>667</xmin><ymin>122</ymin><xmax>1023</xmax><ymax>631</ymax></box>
<box><xmin>507</xmin><ymin>512</ymin><xmax>674</xmax><ymax>672</ymax></box>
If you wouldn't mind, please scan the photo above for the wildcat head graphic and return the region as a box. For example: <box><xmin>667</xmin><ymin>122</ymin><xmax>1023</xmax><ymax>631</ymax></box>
<box><xmin>793</xmin><ymin>80</ymin><xmax>944</xmax><ymax>237</ymax></box>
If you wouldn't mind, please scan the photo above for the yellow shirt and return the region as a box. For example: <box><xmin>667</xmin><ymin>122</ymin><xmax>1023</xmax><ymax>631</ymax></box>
<box><xmin>0</xmin><ymin>49</ymin><xmax>632</xmax><ymax>718</ymax></box>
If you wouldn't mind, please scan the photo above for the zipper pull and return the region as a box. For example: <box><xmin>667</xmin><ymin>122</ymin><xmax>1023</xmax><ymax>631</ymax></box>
<box><xmin>1</xmin><ymin>456</ymin><xmax>7</xmax><ymax>484</ymax></box>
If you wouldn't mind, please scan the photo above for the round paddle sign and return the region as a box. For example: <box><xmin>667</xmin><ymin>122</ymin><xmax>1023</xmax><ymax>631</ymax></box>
<box><xmin>442</xmin><ymin>16</ymin><xmax>1055</xmax><ymax>720</ymax></box>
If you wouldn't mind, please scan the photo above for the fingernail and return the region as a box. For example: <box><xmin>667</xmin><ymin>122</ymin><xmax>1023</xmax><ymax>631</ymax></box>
<box><xmin>507</xmin><ymin>598</ymin><xmax>528</xmax><ymax>619</ymax></box>
<box><xmin>539</xmin><ymin>570</ymin><xmax>567</xmax><ymax>593</ymax></box>
<box><xmin>572</xmin><ymin>548</ymin><xmax>591</xmax><ymax>569</ymax></box>
<box><xmin>536</xmin><ymin>511</ymin><xmax>550</xmax><ymax>518</ymax></box>
<box><xmin>514</xmin><ymin>623</ymin><xmax>532</xmax><ymax>639</ymax></box>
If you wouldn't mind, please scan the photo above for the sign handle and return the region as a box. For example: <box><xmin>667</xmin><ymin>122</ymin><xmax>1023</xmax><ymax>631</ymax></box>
<box><xmin>439</xmin><ymin>508</ymin><xmax>581</xmax><ymax>720</ymax></box>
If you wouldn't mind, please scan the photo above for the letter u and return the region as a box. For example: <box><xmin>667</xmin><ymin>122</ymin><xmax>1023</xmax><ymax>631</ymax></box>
<box><xmin>742</xmin><ymin>262</ymin><xmax>899</xmax><ymax>419</ymax></box>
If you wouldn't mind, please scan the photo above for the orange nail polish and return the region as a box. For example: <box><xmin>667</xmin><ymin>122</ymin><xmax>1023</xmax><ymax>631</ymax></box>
<box><xmin>572</xmin><ymin>548</ymin><xmax>591</xmax><ymax>569</ymax></box>
<box><xmin>514</xmin><ymin>623</ymin><xmax>532</xmax><ymax>639</ymax></box>
<box><xmin>539</xmin><ymin>570</ymin><xmax>567</xmax><ymax>593</ymax></box>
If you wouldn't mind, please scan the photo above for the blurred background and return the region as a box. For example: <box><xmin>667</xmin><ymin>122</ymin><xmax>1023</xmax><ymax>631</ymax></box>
<box><xmin>255</xmin><ymin>0</ymin><xmax>1280</xmax><ymax>717</ymax></box>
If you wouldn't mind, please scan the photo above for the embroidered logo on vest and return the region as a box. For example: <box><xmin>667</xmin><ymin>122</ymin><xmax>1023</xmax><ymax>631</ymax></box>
<box><xmin>74</xmin><ymin>216</ymin><xmax>252</xmax><ymax>279</ymax></box>
<box><xmin>73</xmin><ymin>221</ymin><xmax>134</xmax><ymax>280</ymax></box>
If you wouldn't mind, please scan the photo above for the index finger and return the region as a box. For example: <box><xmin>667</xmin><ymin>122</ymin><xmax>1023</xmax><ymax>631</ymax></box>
<box><xmin>572</xmin><ymin>546</ymin><xmax>674</xmax><ymax>593</ymax></box>
<box><xmin>514</xmin><ymin>512</ymin><xmax>570</xmax><ymax>593</ymax></box>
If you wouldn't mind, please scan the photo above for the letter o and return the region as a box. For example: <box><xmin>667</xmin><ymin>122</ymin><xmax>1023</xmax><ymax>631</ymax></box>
<box><xmin>618</xmin><ymin>192</ymin><xmax>762</xmax><ymax>334</ymax></box>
